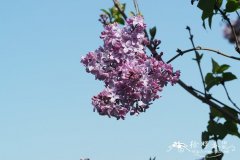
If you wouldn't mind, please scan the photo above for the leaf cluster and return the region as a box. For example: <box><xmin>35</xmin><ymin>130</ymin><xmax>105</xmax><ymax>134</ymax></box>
<box><xmin>202</xmin><ymin>106</ymin><xmax>240</xmax><ymax>149</ymax></box>
<box><xmin>197</xmin><ymin>0</ymin><xmax>240</xmax><ymax>28</ymax></box>
<box><xmin>205</xmin><ymin>59</ymin><xmax>237</xmax><ymax>91</ymax></box>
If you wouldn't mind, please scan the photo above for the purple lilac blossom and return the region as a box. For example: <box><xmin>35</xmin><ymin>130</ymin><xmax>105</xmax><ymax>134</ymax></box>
<box><xmin>224</xmin><ymin>18</ymin><xmax>240</xmax><ymax>45</ymax></box>
<box><xmin>81</xmin><ymin>15</ymin><xmax>180</xmax><ymax>119</ymax></box>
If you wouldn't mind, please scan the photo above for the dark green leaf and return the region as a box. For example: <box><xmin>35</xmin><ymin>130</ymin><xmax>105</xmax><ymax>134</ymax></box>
<box><xmin>205</xmin><ymin>73</ymin><xmax>220</xmax><ymax>91</ymax></box>
<box><xmin>224</xmin><ymin>121</ymin><xmax>240</xmax><ymax>138</ymax></box>
<box><xmin>197</xmin><ymin>0</ymin><xmax>216</xmax><ymax>28</ymax></box>
<box><xmin>193</xmin><ymin>53</ymin><xmax>203</xmax><ymax>62</ymax></box>
<box><xmin>217</xmin><ymin>64</ymin><xmax>230</xmax><ymax>73</ymax></box>
<box><xmin>211</xmin><ymin>59</ymin><xmax>220</xmax><ymax>73</ymax></box>
<box><xmin>206</xmin><ymin>79</ymin><xmax>220</xmax><ymax>91</ymax></box>
<box><xmin>205</xmin><ymin>73</ymin><xmax>214</xmax><ymax>84</ymax></box>
<box><xmin>210</xmin><ymin>107</ymin><xmax>223</xmax><ymax>118</ymax></box>
<box><xmin>115</xmin><ymin>17</ymin><xmax>125</xmax><ymax>25</ymax></box>
<box><xmin>207</xmin><ymin>120</ymin><xmax>227</xmax><ymax>140</ymax></box>
<box><xmin>225</xmin><ymin>0</ymin><xmax>240</xmax><ymax>12</ymax></box>
<box><xmin>149</xmin><ymin>27</ymin><xmax>157</xmax><ymax>40</ymax></box>
<box><xmin>208</xmin><ymin>14</ymin><xmax>213</xmax><ymax>29</ymax></box>
<box><xmin>216</xmin><ymin>0</ymin><xmax>223</xmax><ymax>8</ymax></box>
<box><xmin>202</xmin><ymin>21</ymin><xmax>206</xmax><ymax>29</ymax></box>
<box><xmin>197</xmin><ymin>0</ymin><xmax>215</xmax><ymax>20</ymax></box>
<box><xmin>222</xmin><ymin>72</ymin><xmax>237</xmax><ymax>82</ymax></box>
<box><xmin>216</xmin><ymin>126</ymin><xmax>227</xmax><ymax>140</ymax></box>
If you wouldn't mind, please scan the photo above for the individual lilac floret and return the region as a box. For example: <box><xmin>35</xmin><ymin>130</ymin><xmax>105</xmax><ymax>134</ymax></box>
<box><xmin>81</xmin><ymin>15</ymin><xmax>180</xmax><ymax>119</ymax></box>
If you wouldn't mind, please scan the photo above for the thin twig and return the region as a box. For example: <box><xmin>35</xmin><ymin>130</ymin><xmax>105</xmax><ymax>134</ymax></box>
<box><xmin>178</xmin><ymin>79</ymin><xmax>240</xmax><ymax>124</ymax></box>
<box><xmin>133</xmin><ymin>0</ymin><xmax>140</xmax><ymax>15</ymax></box>
<box><xmin>180</xmin><ymin>80</ymin><xmax>240</xmax><ymax>114</ymax></box>
<box><xmin>167</xmin><ymin>47</ymin><xmax>240</xmax><ymax>63</ymax></box>
<box><xmin>186</xmin><ymin>26</ymin><xmax>207</xmax><ymax>96</ymax></box>
<box><xmin>236</xmin><ymin>11</ymin><xmax>240</xmax><ymax>18</ymax></box>
<box><xmin>214</xmin><ymin>137</ymin><xmax>220</xmax><ymax>152</ymax></box>
<box><xmin>222</xmin><ymin>83</ymin><xmax>240</xmax><ymax>112</ymax></box>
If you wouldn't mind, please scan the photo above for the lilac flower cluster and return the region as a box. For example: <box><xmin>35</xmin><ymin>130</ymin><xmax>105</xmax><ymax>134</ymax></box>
<box><xmin>81</xmin><ymin>16</ymin><xmax>180</xmax><ymax>119</ymax></box>
<box><xmin>224</xmin><ymin>18</ymin><xmax>240</xmax><ymax>45</ymax></box>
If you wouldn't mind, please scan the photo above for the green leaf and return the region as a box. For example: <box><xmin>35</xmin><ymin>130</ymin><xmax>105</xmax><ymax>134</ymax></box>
<box><xmin>205</xmin><ymin>73</ymin><xmax>214</xmax><ymax>84</ymax></box>
<box><xmin>224</xmin><ymin>121</ymin><xmax>240</xmax><ymax>138</ymax></box>
<box><xmin>225</xmin><ymin>0</ymin><xmax>240</xmax><ymax>12</ymax></box>
<box><xmin>193</xmin><ymin>52</ymin><xmax>203</xmax><ymax>61</ymax></box>
<box><xmin>101</xmin><ymin>9</ymin><xmax>111</xmax><ymax>18</ymax></box>
<box><xmin>206</xmin><ymin>106</ymin><xmax>240</xmax><ymax>147</ymax></box>
<box><xmin>202</xmin><ymin>131</ymin><xmax>209</xmax><ymax>149</ymax></box>
<box><xmin>216</xmin><ymin>0</ymin><xmax>223</xmax><ymax>8</ymax></box>
<box><xmin>208</xmin><ymin>14</ymin><xmax>213</xmax><ymax>29</ymax></box>
<box><xmin>211</xmin><ymin>59</ymin><xmax>220</xmax><ymax>73</ymax></box>
<box><xmin>222</xmin><ymin>72</ymin><xmax>237</xmax><ymax>82</ymax></box>
<box><xmin>217</xmin><ymin>64</ymin><xmax>230</xmax><ymax>73</ymax></box>
<box><xmin>197</xmin><ymin>0</ymin><xmax>216</xmax><ymax>28</ymax></box>
<box><xmin>149</xmin><ymin>27</ymin><xmax>157</xmax><ymax>40</ymax></box>
<box><xmin>198</xmin><ymin>53</ymin><xmax>203</xmax><ymax>60</ymax></box>
<box><xmin>121</xmin><ymin>3</ymin><xmax>126</xmax><ymax>11</ymax></box>
<box><xmin>110</xmin><ymin>7</ymin><xmax>119</xmax><ymax>18</ymax></box>
<box><xmin>115</xmin><ymin>17</ymin><xmax>125</xmax><ymax>25</ymax></box>
<box><xmin>202</xmin><ymin>21</ymin><xmax>206</xmax><ymax>29</ymax></box>
<box><xmin>110</xmin><ymin>3</ymin><xmax>126</xmax><ymax>19</ymax></box>
<box><xmin>205</xmin><ymin>73</ymin><xmax>220</xmax><ymax>91</ymax></box>
<box><xmin>197</xmin><ymin>0</ymin><xmax>215</xmax><ymax>20</ymax></box>
<box><xmin>207</xmin><ymin>120</ymin><xmax>227</xmax><ymax>140</ymax></box>
<box><xmin>210</xmin><ymin>107</ymin><xmax>223</xmax><ymax>118</ymax></box>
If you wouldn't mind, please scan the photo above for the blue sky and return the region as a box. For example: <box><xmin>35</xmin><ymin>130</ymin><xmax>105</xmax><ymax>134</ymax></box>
<box><xmin>0</xmin><ymin>0</ymin><xmax>239</xmax><ymax>160</ymax></box>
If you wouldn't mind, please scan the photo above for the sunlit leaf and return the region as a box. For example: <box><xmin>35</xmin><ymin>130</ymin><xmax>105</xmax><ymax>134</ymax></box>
<box><xmin>217</xmin><ymin>64</ymin><xmax>230</xmax><ymax>73</ymax></box>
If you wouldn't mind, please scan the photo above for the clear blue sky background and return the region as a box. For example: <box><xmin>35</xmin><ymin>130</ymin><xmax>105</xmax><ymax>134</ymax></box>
<box><xmin>0</xmin><ymin>0</ymin><xmax>239</xmax><ymax>160</ymax></box>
